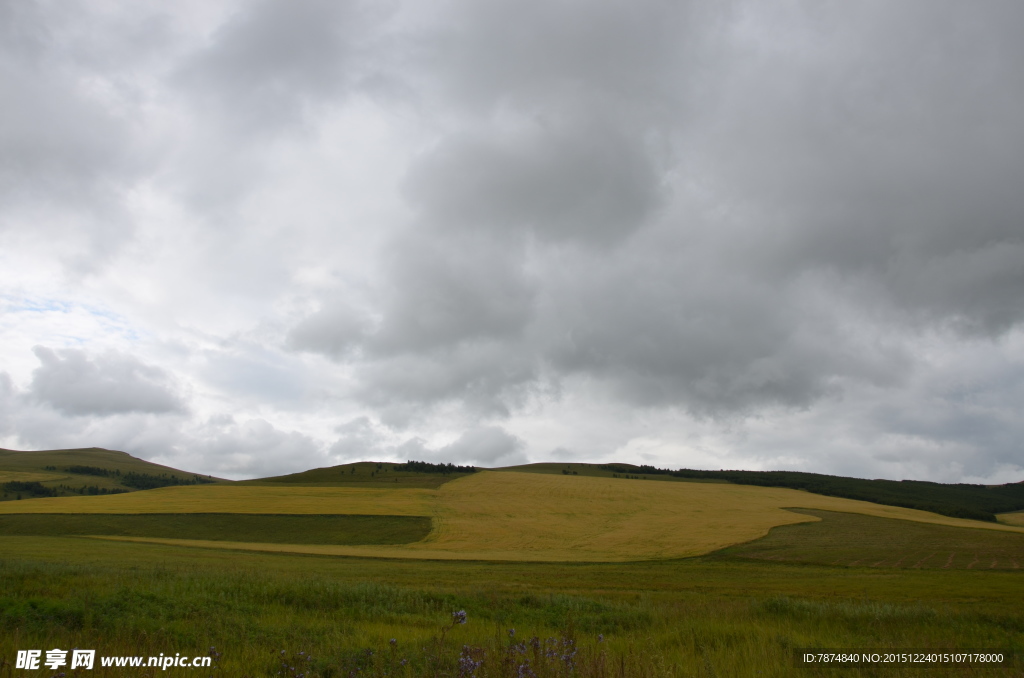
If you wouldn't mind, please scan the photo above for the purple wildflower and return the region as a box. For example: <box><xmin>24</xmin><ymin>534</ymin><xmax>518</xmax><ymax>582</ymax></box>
<box><xmin>458</xmin><ymin>645</ymin><xmax>483</xmax><ymax>678</ymax></box>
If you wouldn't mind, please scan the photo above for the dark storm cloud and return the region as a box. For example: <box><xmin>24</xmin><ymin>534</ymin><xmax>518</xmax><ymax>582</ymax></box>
<box><xmin>402</xmin><ymin>117</ymin><xmax>664</xmax><ymax>244</ymax></box>
<box><xmin>289</xmin><ymin>0</ymin><xmax>1024</xmax><ymax>431</ymax></box>
<box><xmin>29</xmin><ymin>346</ymin><xmax>186</xmax><ymax>416</ymax></box>
<box><xmin>352</xmin><ymin>343</ymin><xmax>537</xmax><ymax>423</ymax></box>
<box><xmin>536</xmin><ymin>254</ymin><xmax>859</xmax><ymax>414</ymax></box>
<box><xmin>689</xmin><ymin>0</ymin><xmax>1024</xmax><ymax>335</ymax></box>
<box><xmin>175</xmin><ymin>0</ymin><xmax>373</xmax><ymax>133</ymax></box>
<box><xmin>290</xmin><ymin>231</ymin><xmax>540</xmax><ymax>418</ymax></box>
<box><xmin>420</xmin><ymin>0</ymin><xmax>723</xmax><ymax>113</ymax></box>
<box><xmin>370</xmin><ymin>231</ymin><xmax>536</xmax><ymax>353</ymax></box>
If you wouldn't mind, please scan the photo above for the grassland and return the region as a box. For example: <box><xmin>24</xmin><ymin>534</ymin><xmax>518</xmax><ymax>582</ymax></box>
<box><xmin>497</xmin><ymin>462</ymin><xmax>1024</xmax><ymax>522</ymax></box>
<box><xmin>2</xmin><ymin>459</ymin><xmax>1022</xmax><ymax>676</ymax></box>
<box><xmin>1</xmin><ymin>528</ymin><xmax>1022</xmax><ymax>677</ymax></box>
<box><xmin>717</xmin><ymin>509</ymin><xmax>1024</xmax><ymax>570</ymax></box>
<box><xmin>0</xmin><ymin>447</ymin><xmax>219</xmax><ymax>480</ymax></box>
<box><xmin>5</xmin><ymin>472</ymin><xmax>1024</xmax><ymax>563</ymax></box>
<box><xmin>0</xmin><ymin>484</ymin><xmax>435</xmax><ymax>515</ymax></box>
<box><xmin>0</xmin><ymin>471</ymin><xmax>67</xmax><ymax>483</ymax></box>
<box><xmin>999</xmin><ymin>511</ymin><xmax>1024</xmax><ymax>528</ymax></box>
<box><xmin>0</xmin><ymin>513</ymin><xmax>430</xmax><ymax>545</ymax></box>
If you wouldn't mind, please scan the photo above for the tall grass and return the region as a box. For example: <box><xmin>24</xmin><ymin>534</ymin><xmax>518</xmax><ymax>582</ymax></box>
<box><xmin>1</xmin><ymin>552</ymin><xmax>1021</xmax><ymax>677</ymax></box>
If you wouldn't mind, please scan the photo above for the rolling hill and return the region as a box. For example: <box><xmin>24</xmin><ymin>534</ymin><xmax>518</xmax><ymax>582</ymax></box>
<box><xmin>5</xmin><ymin>469</ymin><xmax>1024</xmax><ymax>563</ymax></box>
<box><xmin>494</xmin><ymin>462</ymin><xmax>1024</xmax><ymax>522</ymax></box>
<box><xmin>0</xmin><ymin>447</ymin><xmax>223</xmax><ymax>501</ymax></box>
<box><xmin>238</xmin><ymin>460</ymin><xmax>475</xmax><ymax>489</ymax></box>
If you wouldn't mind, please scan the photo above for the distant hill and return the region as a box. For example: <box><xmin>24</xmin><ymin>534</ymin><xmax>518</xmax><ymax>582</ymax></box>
<box><xmin>492</xmin><ymin>462</ymin><xmax>1024</xmax><ymax>523</ymax></box>
<box><xmin>11</xmin><ymin>448</ymin><xmax>1020</xmax><ymax>524</ymax></box>
<box><xmin>0</xmin><ymin>447</ymin><xmax>223</xmax><ymax>501</ymax></box>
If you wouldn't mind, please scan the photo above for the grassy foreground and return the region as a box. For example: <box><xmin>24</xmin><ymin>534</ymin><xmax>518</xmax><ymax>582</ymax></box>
<box><xmin>1</xmin><ymin>528</ymin><xmax>1022</xmax><ymax>678</ymax></box>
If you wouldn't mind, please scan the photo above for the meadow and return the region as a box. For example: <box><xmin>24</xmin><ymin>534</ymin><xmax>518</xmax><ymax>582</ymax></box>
<box><xmin>3</xmin><ymin>472</ymin><xmax>1022</xmax><ymax>563</ymax></box>
<box><xmin>0</xmin><ymin>514</ymin><xmax>431</xmax><ymax>545</ymax></box>
<box><xmin>2</xmin><ymin>529</ymin><xmax>1022</xmax><ymax>678</ymax></box>
<box><xmin>1</xmin><ymin>453</ymin><xmax>1022</xmax><ymax>676</ymax></box>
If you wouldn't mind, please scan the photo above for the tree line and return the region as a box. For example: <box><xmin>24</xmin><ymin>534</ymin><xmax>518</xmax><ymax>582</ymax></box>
<box><xmin>392</xmin><ymin>461</ymin><xmax>477</xmax><ymax>475</ymax></box>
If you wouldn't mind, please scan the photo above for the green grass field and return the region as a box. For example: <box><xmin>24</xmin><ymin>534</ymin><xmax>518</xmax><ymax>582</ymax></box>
<box><xmin>0</xmin><ymin>513</ymin><xmax>430</xmax><ymax>545</ymax></box>
<box><xmin>1</xmin><ymin>525</ymin><xmax>1022</xmax><ymax>677</ymax></box>
<box><xmin>718</xmin><ymin>509</ymin><xmax>1024</xmax><ymax>570</ymax></box>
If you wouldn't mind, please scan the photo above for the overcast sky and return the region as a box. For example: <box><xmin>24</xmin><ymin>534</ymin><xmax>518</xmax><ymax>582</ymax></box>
<box><xmin>1</xmin><ymin>0</ymin><xmax>1022</xmax><ymax>482</ymax></box>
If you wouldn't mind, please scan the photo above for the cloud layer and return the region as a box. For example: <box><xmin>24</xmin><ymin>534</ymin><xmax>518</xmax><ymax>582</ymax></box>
<box><xmin>0</xmin><ymin>0</ymin><xmax>1022</xmax><ymax>481</ymax></box>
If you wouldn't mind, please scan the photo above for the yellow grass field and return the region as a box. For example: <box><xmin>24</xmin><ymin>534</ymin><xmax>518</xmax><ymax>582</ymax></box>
<box><xmin>6</xmin><ymin>472</ymin><xmax>1024</xmax><ymax>561</ymax></box>
<box><xmin>0</xmin><ymin>484</ymin><xmax>435</xmax><ymax>516</ymax></box>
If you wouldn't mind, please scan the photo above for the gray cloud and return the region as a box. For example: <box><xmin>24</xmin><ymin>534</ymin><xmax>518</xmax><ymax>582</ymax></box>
<box><xmin>0</xmin><ymin>371</ymin><xmax>14</xmax><ymax>438</ymax></box>
<box><xmin>371</xmin><ymin>232</ymin><xmax>536</xmax><ymax>354</ymax></box>
<box><xmin>185</xmin><ymin>416</ymin><xmax>325</xmax><ymax>479</ymax></box>
<box><xmin>1</xmin><ymin>0</ymin><xmax>1022</xmax><ymax>482</ymax></box>
<box><xmin>174</xmin><ymin>0</ymin><xmax>373</xmax><ymax>134</ymax></box>
<box><xmin>327</xmin><ymin>416</ymin><xmax>380</xmax><ymax>459</ymax></box>
<box><xmin>436</xmin><ymin>425</ymin><xmax>526</xmax><ymax>466</ymax></box>
<box><xmin>419</xmin><ymin>0</ymin><xmax>722</xmax><ymax>115</ymax></box>
<box><xmin>0</xmin><ymin>3</ymin><xmax>143</xmax><ymax>271</ymax></box>
<box><xmin>353</xmin><ymin>343</ymin><xmax>537</xmax><ymax>424</ymax></box>
<box><xmin>288</xmin><ymin>301</ymin><xmax>371</xmax><ymax>359</ymax></box>
<box><xmin>686</xmin><ymin>1</ymin><xmax>1024</xmax><ymax>336</ymax></box>
<box><xmin>402</xmin><ymin>117</ymin><xmax>663</xmax><ymax>244</ymax></box>
<box><xmin>29</xmin><ymin>346</ymin><xmax>186</xmax><ymax>417</ymax></box>
<box><xmin>282</xmin><ymin>0</ymin><xmax>1024</xmax><ymax>441</ymax></box>
<box><xmin>329</xmin><ymin>419</ymin><xmax>525</xmax><ymax>467</ymax></box>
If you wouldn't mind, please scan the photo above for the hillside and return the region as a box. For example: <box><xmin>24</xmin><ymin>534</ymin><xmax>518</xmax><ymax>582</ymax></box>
<box><xmin>7</xmin><ymin>449</ymin><xmax>1022</xmax><ymax>525</ymax></box>
<box><xmin>239</xmin><ymin>460</ymin><xmax>476</xmax><ymax>489</ymax></box>
<box><xmin>7</xmin><ymin>470</ymin><xmax>1023</xmax><ymax>563</ymax></box>
<box><xmin>0</xmin><ymin>447</ymin><xmax>223</xmax><ymax>501</ymax></box>
<box><xmin>494</xmin><ymin>462</ymin><xmax>1024</xmax><ymax>523</ymax></box>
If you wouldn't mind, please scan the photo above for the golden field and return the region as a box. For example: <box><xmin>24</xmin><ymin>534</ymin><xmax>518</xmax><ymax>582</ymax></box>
<box><xmin>0</xmin><ymin>484</ymin><xmax>435</xmax><ymax>516</ymax></box>
<box><xmin>10</xmin><ymin>471</ymin><xmax>1023</xmax><ymax>562</ymax></box>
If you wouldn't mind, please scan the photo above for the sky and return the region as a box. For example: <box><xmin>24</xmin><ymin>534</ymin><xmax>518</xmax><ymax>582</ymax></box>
<box><xmin>1</xmin><ymin>0</ymin><xmax>1023</xmax><ymax>483</ymax></box>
